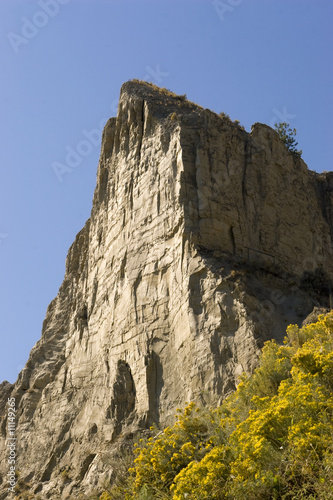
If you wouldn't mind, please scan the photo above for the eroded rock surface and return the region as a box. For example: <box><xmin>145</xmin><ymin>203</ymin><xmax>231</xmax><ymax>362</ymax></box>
<box><xmin>0</xmin><ymin>81</ymin><xmax>332</xmax><ymax>498</ymax></box>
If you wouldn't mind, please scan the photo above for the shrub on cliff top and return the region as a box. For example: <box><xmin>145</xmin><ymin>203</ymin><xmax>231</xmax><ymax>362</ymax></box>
<box><xmin>274</xmin><ymin>122</ymin><xmax>302</xmax><ymax>158</ymax></box>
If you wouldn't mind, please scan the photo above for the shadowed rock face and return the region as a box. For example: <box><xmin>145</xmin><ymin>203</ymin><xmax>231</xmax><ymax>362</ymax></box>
<box><xmin>0</xmin><ymin>81</ymin><xmax>332</xmax><ymax>498</ymax></box>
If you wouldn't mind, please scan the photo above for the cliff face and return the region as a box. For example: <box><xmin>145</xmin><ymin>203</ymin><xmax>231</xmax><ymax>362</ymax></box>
<box><xmin>0</xmin><ymin>81</ymin><xmax>332</xmax><ymax>498</ymax></box>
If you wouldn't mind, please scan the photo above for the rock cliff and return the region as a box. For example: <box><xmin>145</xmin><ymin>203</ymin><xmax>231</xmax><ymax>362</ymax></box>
<box><xmin>0</xmin><ymin>81</ymin><xmax>332</xmax><ymax>498</ymax></box>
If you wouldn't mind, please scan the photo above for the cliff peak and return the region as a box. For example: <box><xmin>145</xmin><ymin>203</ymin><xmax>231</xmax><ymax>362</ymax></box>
<box><xmin>0</xmin><ymin>82</ymin><xmax>332</xmax><ymax>499</ymax></box>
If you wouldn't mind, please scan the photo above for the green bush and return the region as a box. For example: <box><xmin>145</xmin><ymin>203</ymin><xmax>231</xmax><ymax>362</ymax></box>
<box><xmin>274</xmin><ymin>122</ymin><xmax>302</xmax><ymax>157</ymax></box>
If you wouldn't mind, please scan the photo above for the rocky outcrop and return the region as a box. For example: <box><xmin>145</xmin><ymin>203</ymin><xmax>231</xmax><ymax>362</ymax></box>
<box><xmin>0</xmin><ymin>81</ymin><xmax>332</xmax><ymax>498</ymax></box>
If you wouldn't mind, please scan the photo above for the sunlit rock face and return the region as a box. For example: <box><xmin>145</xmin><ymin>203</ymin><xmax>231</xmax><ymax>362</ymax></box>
<box><xmin>0</xmin><ymin>81</ymin><xmax>332</xmax><ymax>499</ymax></box>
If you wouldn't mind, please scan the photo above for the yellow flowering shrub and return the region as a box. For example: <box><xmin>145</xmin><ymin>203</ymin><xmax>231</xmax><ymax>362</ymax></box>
<box><xmin>171</xmin><ymin>445</ymin><xmax>231</xmax><ymax>499</ymax></box>
<box><xmin>120</xmin><ymin>312</ymin><xmax>333</xmax><ymax>499</ymax></box>
<box><xmin>130</xmin><ymin>402</ymin><xmax>215</xmax><ymax>496</ymax></box>
<box><xmin>226</xmin><ymin>313</ymin><xmax>333</xmax><ymax>498</ymax></box>
<box><xmin>99</xmin><ymin>493</ymin><xmax>112</xmax><ymax>500</ymax></box>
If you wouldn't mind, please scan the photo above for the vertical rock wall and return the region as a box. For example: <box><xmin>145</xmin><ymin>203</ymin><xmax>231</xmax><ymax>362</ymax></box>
<box><xmin>0</xmin><ymin>81</ymin><xmax>332</xmax><ymax>498</ymax></box>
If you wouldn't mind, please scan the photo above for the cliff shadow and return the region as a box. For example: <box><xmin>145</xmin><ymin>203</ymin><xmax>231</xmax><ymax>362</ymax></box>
<box><xmin>146</xmin><ymin>351</ymin><xmax>164</xmax><ymax>427</ymax></box>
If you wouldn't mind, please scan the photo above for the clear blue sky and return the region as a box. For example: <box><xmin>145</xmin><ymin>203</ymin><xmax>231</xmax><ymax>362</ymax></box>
<box><xmin>0</xmin><ymin>0</ymin><xmax>332</xmax><ymax>383</ymax></box>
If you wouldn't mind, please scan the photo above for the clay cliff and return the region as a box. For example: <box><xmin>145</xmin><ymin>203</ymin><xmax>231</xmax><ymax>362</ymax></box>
<box><xmin>0</xmin><ymin>81</ymin><xmax>332</xmax><ymax>499</ymax></box>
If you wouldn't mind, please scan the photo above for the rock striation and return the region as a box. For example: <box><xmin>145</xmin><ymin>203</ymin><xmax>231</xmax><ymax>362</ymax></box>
<box><xmin>0</xmin><ymin>81</ymin><xmax>332</xmax><ymax>498</ymax></box>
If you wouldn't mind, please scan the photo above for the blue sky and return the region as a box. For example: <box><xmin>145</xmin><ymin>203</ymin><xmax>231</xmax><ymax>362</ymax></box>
<box><xmin>0</xmin><ymin>0</ymin><xmax>332</xmax><ymax>384</ymax></box>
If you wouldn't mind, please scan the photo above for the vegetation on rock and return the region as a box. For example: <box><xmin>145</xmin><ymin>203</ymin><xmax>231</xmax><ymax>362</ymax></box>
<box><xmin>98</xmin><ymin>312</ymin><xmax>333</xmax><ymax>499</ymax></box>
<box><xmin>274</xmin><ymin>122</ymin><xmax>302</xmax><ymax>157</ymax></box>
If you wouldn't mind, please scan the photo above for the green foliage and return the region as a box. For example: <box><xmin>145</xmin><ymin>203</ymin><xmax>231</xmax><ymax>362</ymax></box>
<box><xmin>131</xmin><ymin>80</ymin><xmax>179</xmax><ymax>99</ymax></box>
<box><xmin>131</xmin><ymin>403</ymin><xmax>215</xmax><ymax>494</ymax></box>
<box><xmin>100</xmin><ymin>493</ymin><xmax>113</xmax><ymax>500</ymax></box>
<box><xmin>171</xmin><ymin>445</ymin><xmax>231</xmax><ymax>499</ymax></box>
<box><xmin>218</xmin><ymin>112</ymin><xmax>244</xmax><ymax>130</ymax></box>
<box><xmin>219</xmin><ymin>111</ymin><xmax>231</xmax><ymax>120</ymax></box>
<box><xmin>105</xmin><ymin>313</ymin><xmax>333</xmax><ymax>499</ymax></box>
<box><xmin>274</xmin><ymin>122</ymin><xmax>302</xmax><ymax>157</ymax></box>
<box><xmin>233</xmin><ymin>119</ymin><xmax>245</xmax><ymax>130</ymax></box>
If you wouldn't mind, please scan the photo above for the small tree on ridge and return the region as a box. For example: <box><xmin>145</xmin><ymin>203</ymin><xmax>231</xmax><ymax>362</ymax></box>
<box><xmin>274</xmin><ymin>122</ymin><xmax>302</xmax><ymax>158</ymax></box>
